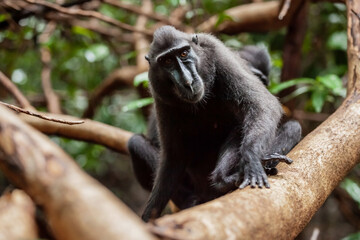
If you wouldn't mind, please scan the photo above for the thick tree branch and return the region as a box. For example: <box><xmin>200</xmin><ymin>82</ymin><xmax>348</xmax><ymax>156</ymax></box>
<box><xmin>19</xmin><ymin>112</ymin><xmax>132</xmax><ymax>154</ymax></box>
<box><xmin>0</xmin><ymin>105</ymin><xmax>155</xmax><ymax>240</ymax></box>
<box><xmin>346</xmin><ymin>0</ymin><xmax>360</xmax><ymax>94</ymax></box>
<box><xmin>280</xmin><ymin>0</ymin><xmax>309</xmax><ymax>110</ymax></box>
<box><xmin>197</xmin><ymin>0</ymin><xmax>303</xmax><ymax>34</ymax></box>
<box><xmin>0</xmin><ymin>190</ymin><xmax>38</xmax><ymax>239</ymax></box>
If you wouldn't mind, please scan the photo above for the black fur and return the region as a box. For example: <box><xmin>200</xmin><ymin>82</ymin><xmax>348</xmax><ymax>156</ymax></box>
<box><xmin>128</xmin><ymin>26</ymin><xmax>302</xmax><ymax>221</ymax></box>
<box><xmin>237</xmin><ymin>45</ymin><xmax>271</xmax><ymax>86</ymax></box>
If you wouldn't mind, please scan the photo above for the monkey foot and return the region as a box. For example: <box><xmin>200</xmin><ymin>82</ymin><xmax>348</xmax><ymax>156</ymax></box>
<box><xmin>261</xmin><ymin>153</ymin><xmax>293</xmax><ymax>175</ymax></box>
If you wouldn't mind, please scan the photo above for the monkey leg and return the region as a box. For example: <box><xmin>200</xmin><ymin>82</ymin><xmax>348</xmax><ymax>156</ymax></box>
<box><xmin>262</xmin><ymin>120</ymin><xmax>302</xmax><ymax>175</ymax></box>
<box><xmin>127</xmin><ymin>134</ymin><xmax>159</xmax><ymax>191</ymax></box>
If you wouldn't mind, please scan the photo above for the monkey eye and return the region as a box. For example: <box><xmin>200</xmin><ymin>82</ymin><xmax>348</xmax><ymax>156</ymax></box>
<box><xmin>180</xmin><ymin>50</ymin><xmax>189</xmax><ymax>59</ymax></box>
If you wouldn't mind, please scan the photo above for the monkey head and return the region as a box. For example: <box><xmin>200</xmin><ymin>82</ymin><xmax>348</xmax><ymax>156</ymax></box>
<box><xmin>145</xmin><ymin>26</ymin><xmax>206</xmax><ymax>104</ymax></box>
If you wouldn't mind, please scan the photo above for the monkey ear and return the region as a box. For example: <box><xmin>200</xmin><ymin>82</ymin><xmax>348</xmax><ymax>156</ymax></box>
<box><xmin>192</xmin><ymin>35</ymin><xmax>198</xmax><ymax>45</ymax></box>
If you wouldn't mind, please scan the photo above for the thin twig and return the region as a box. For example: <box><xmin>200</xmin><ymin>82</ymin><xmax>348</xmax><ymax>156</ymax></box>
<box><xmin>39</xmin><ymin>21</ymin><xmax>62</xmax><ymax>114</ymax></box>
<box><xmin>0</xmin><ymin>71</ymin><xmax>35</xmax><ymax>110</ymax></box>
<box><xmin>23</xmin><ymin>0</ymin><xmax>153</xmax><ymax>36</ymax></box>
<box><xmin>102</xmin><ymin>0</ymin><xmax>181</xmax><ymax>28</ymax></box>
<box><xmin>0</xmin><ymin>101</ymin><xmax>84</xmax><ymax>125</ymax></box>
<box><xmin>278</xmin><ymin>0</ymin><xmax>292</xmax><ymax>20</ymax></box>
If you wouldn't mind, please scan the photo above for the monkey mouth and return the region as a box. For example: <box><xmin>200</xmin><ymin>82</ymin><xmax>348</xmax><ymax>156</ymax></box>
<box><xmin>175</xmin><ymin>80</ymin><xmax>204</xmax><ymax>103</ymax></box>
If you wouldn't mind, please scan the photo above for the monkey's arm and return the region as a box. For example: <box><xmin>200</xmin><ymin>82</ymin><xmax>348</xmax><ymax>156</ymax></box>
<box><xmin>141</xmin><ymin>110</ymin><xmax>189</xmax><ymax>221</ymax></box>
<box><xmin>128</xmin><ymin>134</ymin><xmax>159</xmax><ymax>191</ymax></box>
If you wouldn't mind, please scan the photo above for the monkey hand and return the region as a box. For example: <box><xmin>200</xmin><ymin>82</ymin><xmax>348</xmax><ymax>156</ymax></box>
<box><xmin>238</xmin><ymin>159</ymin><xmax>270</xmax><ymax>189</ymax></box>
<box><xmin>261</xmin><ymin>153</ymin><xmax>293</xmax><ymax>176</ymax></box>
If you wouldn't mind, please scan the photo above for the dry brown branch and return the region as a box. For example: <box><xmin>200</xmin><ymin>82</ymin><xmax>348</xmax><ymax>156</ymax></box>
<box><xmin>197</xmin><ymin>0</ymin><xmax>303</xmax><ymax>34</ymax></box>
<box><xmin>0</xmin><ymin>71</ymin><xmax>35</xmax><ymax>110</ymax></box>
<box><xmin>0</xmin><ymin>105</ymin><xmax>155</xmax><ymax>240</ymax></box>
<box><xmin>1</xmin><ymin>101</ymin><xmax>84</xmax><ymax>125</ymax></box>
<box><xmin>278</xmin><ymin>0</ymin><xmax>292</xmax><ymax>20</ymax></box>
<box><xmin>103</xmin><ymin>0</ymin><xmax>182</xmax><ymax>28</ymax></box>
<box><xmin>39</xmin><ymin>21</ymin><xmax>62</xmax><ymax>114</ymax></box>
<box><xmin>347</xmin><ymin>0</ymin><xmax>360</xmax><ymax>93</ymax></box>
<box><xmin>0</xmin><ymin>190</ymin><xmax>38</xmax><ymax>239</ymax></box>
<box><xmin>134</xmin><ymin>0</ymin><xmax>152</xmax><ymax>72</ymax></box>
<box><xmin>24</xmin><ymin>0</ymin><xmax>153</xmax><ymax>36</ymax></box>
<box><xmin>19</xmin><ymin>112</ymin><xmax>133</xmax><ymax>154</ymax></box>
<box><xmin>280</xmin><ymin>1</ymin><xmax>309</xmax><ymax>110</ymax></box>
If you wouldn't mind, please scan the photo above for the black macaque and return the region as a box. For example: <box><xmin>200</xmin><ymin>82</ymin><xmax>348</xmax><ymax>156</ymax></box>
<box><xmin>128</xmin><ymin>26</ymin><xmax>302</xmax><ymax>222</ymax></box>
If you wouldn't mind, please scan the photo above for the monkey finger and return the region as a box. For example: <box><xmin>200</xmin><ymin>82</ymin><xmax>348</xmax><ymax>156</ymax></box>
<box><xmin>250</xmin><ymin>176</ymin><xmax>257</xmax><ymax>188</ymax></box>
<box><xmin>257</xmin><ymin>176</ymin><xmax>264</xmax><ymax>188</ymax></box>
<box><xmin>264</xmin><ymin>178</ymin><xmax>270</xmax><ymax>188</ymax></box>
<box><xmin>239</xmin><ymin>178</ymin><xmax>250</xmax><ymax>189</ymax></box>
<box><xmin>263</xmin><ymin>153</ymin><xmax>293</xmax><ymax>164</ymax></box>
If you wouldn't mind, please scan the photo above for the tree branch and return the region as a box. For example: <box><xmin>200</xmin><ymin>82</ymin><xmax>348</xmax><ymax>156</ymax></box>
<box><xmin>0</xmin><ymin>70</ymin><xmax>35</xmax><ymax>110</ymax></box>
<box><xmin>347</xmin><ymin>0</ymin><xmax>360</xmax><ymax>94</ymax></box>
<box><xmin>23</xmin><ymin>0</ymin><xmax>153</xmax><ymax>36</ymax></box>
<box><xmin>0</xmin><ymin>190</ymin><xmax>38</xmax><ymax>239</ymax></box>
<box><xmin>102</xmin><ymin>0</ymin><xmax>182</xmax><ymax>29</ymax></box>
<box><xmin>0</xmin><ymin>105</ymin><xmax>155</xmax><ymax>240</ymax></box>
<box><xmin>18</xmin><ymin>112</ymin><xmax>133</xmax><ymax>154</ymax></box>
<box><xmin>39</xmin><ymin>21</ymin><xmax>62</xmax><ymax>114</ymax></box>
<box><xmin>1</xmin><ymin>101</ymin><xmax>84</xmax><ymax>125</ymax></box>
<box><xmin>197</xmin><ymin>0</ymin><xmax>304</xmax><ymax>34</ymax></box>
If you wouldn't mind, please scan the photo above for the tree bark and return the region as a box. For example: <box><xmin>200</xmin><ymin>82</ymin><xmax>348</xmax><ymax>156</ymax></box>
<box><xmin>0</xmin><ymin>106</ymin><xmax>154</xmax><ymax>240</ymax></box>
<box><xmin>0</xmin><ymin>190</ymin><xmax>38</xmax><ymax>240</ymax></box>
<box><xmin>197</xmin><ymin>0</ymin><xmax>303</xmax><ymax>34</ymax></box>
<box><xmin>18</xmin><ymin>113</ymin><xmax>133</xmax><ymax>154</ymax></box>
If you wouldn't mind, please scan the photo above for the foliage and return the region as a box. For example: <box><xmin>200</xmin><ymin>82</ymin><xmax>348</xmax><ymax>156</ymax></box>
<box><xmin>269</xmin><ymin>74</ymin><xmax>346</xmax><ymax>112</ymax></box>
<box><xmin>341</xmin><ymin>178</ymin><xmax>360</xmax><ymax>208</ymax></box>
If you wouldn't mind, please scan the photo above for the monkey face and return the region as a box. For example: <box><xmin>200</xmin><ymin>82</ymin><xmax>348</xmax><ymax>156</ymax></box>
<box><xmin>147</xmin><ymin>38</ymin><xmax>205</xmax><ymax>104</ymax></box>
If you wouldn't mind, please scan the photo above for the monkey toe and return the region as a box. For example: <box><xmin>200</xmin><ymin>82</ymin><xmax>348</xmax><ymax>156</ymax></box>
<box><xmin>262</xmin><ymin>153</ymin><xmax>293</xmax><ymax>164</ymax></box>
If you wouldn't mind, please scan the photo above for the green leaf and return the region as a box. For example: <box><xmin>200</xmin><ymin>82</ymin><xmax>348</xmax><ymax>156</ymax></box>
<box><xmin>317</xmin><ymin>74</ymin><xmax>346</xmax><ymax>97</ymax></box>
<box><xmin>0</xmin><ymin>14</ymin><xmax>9</xmax><ymax>23</ymax></box>
<box><xmin>341</xmin><ymin>178</ymin><xmax>360</xmax><ymax>207</ymax></box>
<box><xmin>327</xmin><ymin>31</ymin><xmax>347</xmax><ymax>51</ymax></box>
<box><xmin>342</xmin><ymin>232</ymin><xmax>360</xmax><ymax>240</ymax></box>
<box><xmin>317</xmin><ymin>74</ymin><xmax>342</xmax><ymax>90</ymax></box>
<box><xmin>311</xmin><ymin>89</ymin><xmax>326</xmax><ymax>113</ymax></box>
<box><xmin>269</xmin><ymin>78</ymin><xmax>314</xmax><ymax>95</ymax></box>
<box><xmin>72</xmin><ymin>26</ymin><xmax>94</xmax><ymax>39</ymax></box>
<box><xmin>134</xmin><ymin>72</ymin><xmax>149</xmax><ymax>87</ymax></box>
<box><xmin>122</xmin><ymin>98</ymin><xmax>154</xmax><ymax>112</ymax></box>
<box><xmin>281</xmin><ymin>86</ymin><xmax>311</xmax><ymax>103</ymax></box>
